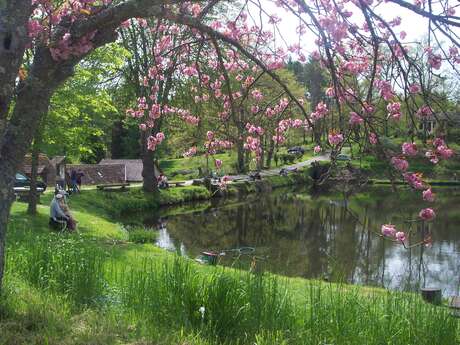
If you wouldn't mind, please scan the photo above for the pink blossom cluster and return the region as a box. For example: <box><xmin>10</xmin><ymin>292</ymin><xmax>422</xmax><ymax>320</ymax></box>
<box><xmin>369</xmin><ymin>133</ymin><xmax>378</xmax><ymax>145</ymax></box>
<box><xmin>419</xmin><ymin>208</ymin><xmax>436</xmax><ymax>221</ymax></box>
<box><xmin>183</xmin><ymin>147</ymin><xmax>197</xmax><ymax>158</ymax></box>
<box><xmin>387</xmin><ymin>102</ymin><xmax>402</xmax><ymax>121</ymax></box>
<box><xmin>403</xmin><ymin>172</ymin><xmax>425</xmax><ymax>190</ymax></box>
<box><xmin>328</xmin><ymin>131</ymin><xmax>343</xmax><ymax>146</ymax></box>
<box><xmin>147</xmin><ymin>132</ymin><xmax>165</xmax><ymax>151</ymax></box>
<box><xmin>310</xmin><ymin>102</ymin><xmax>328</xmax><ymax>122</ymax></box>
<box><xmin>205</xmin><ymin>137</ymin><xmax>233</xmax><ymax>155</ymax></box>
<box><xmin>349</xmin><ymin>112</ymin><xmax>363</xmax><ymax>126</ymax></box>
<box><xmin>381</xmin><ymin>224</ymin><xmax>406</xmax><ymax>242</ymax></box>
<box><xmin>391</xmin><ymin>157</ymin><xmax>409</xmax><ymax>172</ymax></box>
<box><xmin>244</xmin><ymin>136</ymin><xmax>262</xmax><ymax>156</ymax></box>
<box><xmin>245</xmin><ymin>123</ymin><xmax>264</xmax><ymax>136</ymax></box>
<box><xmin>425</xmin><ymin>138</ymin><xmax>454</xmax><ymax>163</ymax></box>
<box><xmin>409</xmin><ymin>84</ymin><xmax>421</xmax><ymax>94</ymax></box>
<box><xmin>374</xmin><ymin>80</ymin><xmax>394</xmax><ymax>101</ymax></box>
<box><xmin>251</xmin><ymin>89</ymin><xmax>264</xmax><ymax>102</ymax></box>
<box><xmin>402</xmin><ymin>142</ymin><xmax>418</xmax><ymax>156</ymax></box>
<box><xmin>416</xmin><ymin>105</ymin><xmax>433</xmax><ymax>118</ymax></box>
<box><xmin>50</xmin><ymin>31</ymin><xmax>96</xmax><ymax>61</ymax></box>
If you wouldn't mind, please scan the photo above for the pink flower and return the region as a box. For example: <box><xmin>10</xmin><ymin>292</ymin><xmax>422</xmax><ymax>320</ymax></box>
<box><xmin>391</xmin><ymin>157</ymin><xmax>409</xmax><ymax>171</ymax></box>
<box><xmin>314</xmin><ymin>145</ymin><xmax>322</xmax><ymax>154</ymax></box>
<box><xmin>139</xmin><ymin>123</ymin><xmax>147</xmax><ymax>131</ymax></box>
<box><xmin>436</xmin><ymin>145</ymin><xmax>454</xmax><ymax>159</ymax></box>
<box><xmin>409</xmin><ymin>84</ymin><xmax>421</xmax><ymax>93</ymax></box>
<box><xmin>155</xmin><ymin>132</ymin><xmax>165</xmax><ymax>142</ymax></box>
<box><xmin>422</xmin><ymin>188</ymin><xmax>435</xmax><ymax>202</ymax></box>
<box><xmin>416</xmin><ymin>105</ymin><xmax>433</xmax><ymax>118</ymax></box>
<box><xmin>395</xmin><ymin>231</ymin><xmax>406</xmax><ymax>242</ymax></box>
<box><xmin>328</xmin><ymin>131</ymin><xmax>343</xmax><ymax>146</ymax></box>
<box><xmin>381</xmin><ymin>224</ymin><xmax>396</xmax><ymax>237</ymax></box>
<box><xmin>402</xmin><ymin>142</ymin><xmax>418</xmax><ymax>156</ymax></box>
<box><xmin>419</xmin><ymin>208</ymin><xmax>436</xmax><ymax>221</ymax></box>
<box><xmin>404</xmin><ymin>172</ymin><xmax>425</xmax><ymax>190</ymax></box>
<box><xmin>349</xmin><ymin>112</ymin><xmax>363</xmax><ymax>126</ymax></box>
<box><xmin>215</xmin><ymin>159</ymin><xmax>222</xmax><ymax>169</ymax></box>
<box><xmin>251</xmin><ymin>89</ymin><xmax>264</xmax><ymax>101</ymax></box>
<box><xmin>433</xmin><ymin>137</ymin><xmax>445</xmax><ymax>148</ymax></box>
<box><xmin>183</xmin><ymin>147</ymin><xmax>197</xmax><ymax>158</ymax></box>
<box><xmin>387</xmin><ymin>102</ymin><xmax>402</xmax><ymax>120</ymax></box>
<box><xmin>206</xmin><ymin>131</ymin><xmax>214</xmax><ymax>141</ymax></box>
<box><xmin>369</xmin><ymin>133</ymin><xmax>378</xmax><ymax>145</ymax></box>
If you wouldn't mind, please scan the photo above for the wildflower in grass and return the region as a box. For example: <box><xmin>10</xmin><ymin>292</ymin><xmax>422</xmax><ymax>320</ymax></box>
<box><xmin>419</xmin><ymin>208</ymin><xmax>436</xmax><ymax>221</ymax></box>
<box><xmin>313</xmin><ymin>145</ymin><xmax>322</xmax><ymax>154</ymax></box>
<box><xmin>215</xmin><ymin>159</ymin><xmax>222</xmax><ymax>170</ymax></box>
<box><xmin>199</xmin><ymin>306</ymin><xmax>205</xmax><ymax>319</ymax></box>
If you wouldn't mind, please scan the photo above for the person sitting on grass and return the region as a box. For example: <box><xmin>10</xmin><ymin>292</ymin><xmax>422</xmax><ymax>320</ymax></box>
<box><xmin>49</xmin><ymin>193</ymin><xmax>76</xmax><ymax>231</ymax></box>
<box><xmin>157</xmin><ymin>174</ymin><xmax>169</xmax><ymax>189</ymax></box>
<box><xmin>58</xmin><ymin>194</ymin><xmax>77</xmax><ymax>231</ymax></box>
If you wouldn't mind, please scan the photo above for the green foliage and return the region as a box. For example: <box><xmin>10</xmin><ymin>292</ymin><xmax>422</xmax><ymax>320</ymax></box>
<box><xmin>42</xmin><ymin>44</ymin><xmax>129</xmax><ymax>163</ymax></box>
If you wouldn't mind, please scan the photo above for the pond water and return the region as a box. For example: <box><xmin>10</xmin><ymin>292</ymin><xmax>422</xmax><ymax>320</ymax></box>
<box><xmin>141</xmin><ymin>186</ymin><xmax>460</xmax><ymax>295</ymax></box>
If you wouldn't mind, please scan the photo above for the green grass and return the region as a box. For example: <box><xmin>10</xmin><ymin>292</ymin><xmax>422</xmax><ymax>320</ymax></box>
<box><xmin>1</xmin><ymin>194</ymin><xmax>459</xmax><ymax>344</ymax></box>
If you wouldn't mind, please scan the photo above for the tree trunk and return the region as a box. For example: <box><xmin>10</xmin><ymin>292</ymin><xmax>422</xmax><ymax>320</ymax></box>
<box><xmin>141</xmin><ymin>131</ymin><xmax>158</xmax><ymax>192</ymax></box>
<box><xmin>27</xmin><ymin>140</ymin><xmax>40</xmax><ymax>215</ymax></box>
<box><xmin>0</xmin><ymin>163</ymin><xmax>16</xmax><ymax>291</ymax></box>
<box><xmin>236</xmin><ymin>139</ymin><xmax>246</xmax><ymax>173</ymax></box>
<box><xmin>266</xmin><ymin>139</ymin><xmax>275</xmax><ymax>168</ymax></box>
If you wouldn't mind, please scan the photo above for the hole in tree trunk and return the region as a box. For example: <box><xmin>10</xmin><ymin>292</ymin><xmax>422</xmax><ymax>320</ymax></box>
<box><xmin>3</xmin><ymin>33</ymin><xmax>12</xmax><ymax>50</ymax></box>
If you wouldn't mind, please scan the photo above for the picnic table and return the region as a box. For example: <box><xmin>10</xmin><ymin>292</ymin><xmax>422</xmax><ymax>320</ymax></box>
<box><xmin>96</xmin><ymin>183</ymin><xmax>130</xmax><ymax>191</ymax></box>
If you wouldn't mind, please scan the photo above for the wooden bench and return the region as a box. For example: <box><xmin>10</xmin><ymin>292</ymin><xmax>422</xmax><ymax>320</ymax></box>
<box><xmin>96</xmin><ymin>183</ymin><xmax>130</xmax><ymax>191</ymax></box>
<box><xmin>168</xmin><ymin>181</ymin><xmax>186</xmax><ymax>187</ymax></box>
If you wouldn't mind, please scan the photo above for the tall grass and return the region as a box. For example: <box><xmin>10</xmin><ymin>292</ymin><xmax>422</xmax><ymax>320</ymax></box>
<box><xmin>4</xmin><ymin>223</ymin><xmax>459</xmax><ymax>344</ymax></box>
<box><xmin>7</xmin><ymin>233</ymin><xmax>106</xmax><ymax>308</ymax></box>
<box><xmin>113</xmin><ymin>258</ymin><xmax>458</xmax><ymax>345</ymax></box>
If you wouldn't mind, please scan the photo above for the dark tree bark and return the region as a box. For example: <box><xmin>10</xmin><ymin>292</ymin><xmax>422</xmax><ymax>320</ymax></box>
<box><xmin>141</xmin><ymin>131</ymin><xmax>158</xmax><ymax>192</ymax></box>
<box><xmin>27</xmin><ymin>136</ymin><xmax>40</xmax><ymax>215</ymax></box>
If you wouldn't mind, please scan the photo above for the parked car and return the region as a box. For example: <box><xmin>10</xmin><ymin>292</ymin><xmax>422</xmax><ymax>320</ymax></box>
<box><xmin>14</xmin><ymin>172</ymin><xmax>47</xmax><ymax>192</ymax></box>
<box><xmin>287</xmin><ymin>146</ymin><xmax>305</xmax><ymax>155</ymax></box>
<box><xmin>336</xmin><ymin>154</ymin><xmax>351</xmax><ymax>161</ymax></box>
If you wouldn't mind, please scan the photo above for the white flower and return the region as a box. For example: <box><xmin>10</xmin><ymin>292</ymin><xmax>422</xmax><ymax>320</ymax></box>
<box><xmin>199</xmin><ymin>306</ymin><xmax>205</xmax><ymax>319</ymax></box>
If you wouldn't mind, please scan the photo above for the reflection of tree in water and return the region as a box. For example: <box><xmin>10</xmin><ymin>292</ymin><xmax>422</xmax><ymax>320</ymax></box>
<box><xmin>148</xmin><ymin>187</ymin><xmax>460</xmax><ymax>294</ymax></box>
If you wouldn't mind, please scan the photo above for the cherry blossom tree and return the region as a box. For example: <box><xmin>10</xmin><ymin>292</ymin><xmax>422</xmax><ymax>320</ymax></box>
<box><xmin>0</xmin><ymin>0</ymin><xmax>459</xmax><ymax>290</ymax></box>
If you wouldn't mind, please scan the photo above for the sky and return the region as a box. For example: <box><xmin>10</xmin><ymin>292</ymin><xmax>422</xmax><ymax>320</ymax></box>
<box><xmin>246</xmin><ymin>0</ymin><xmax>448</xmax><ymax>50</ymax></box>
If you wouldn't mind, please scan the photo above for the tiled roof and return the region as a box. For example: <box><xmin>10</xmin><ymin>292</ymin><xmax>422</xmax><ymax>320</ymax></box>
<box><xmin>99</xmin><ymin>159</ymin><xmax>153</xmax><ymax>182</ymax></box>
<box><xmin>66</xmin><ymin>164</ymin><xmax>125</xmax><ymax>185</ymax></box>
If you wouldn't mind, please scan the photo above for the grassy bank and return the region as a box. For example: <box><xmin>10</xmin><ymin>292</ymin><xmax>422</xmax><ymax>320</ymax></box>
<box><xmin>1</xmin><ymin>194</ymin><xmax>458</xmax><ymax>344</ymax></box>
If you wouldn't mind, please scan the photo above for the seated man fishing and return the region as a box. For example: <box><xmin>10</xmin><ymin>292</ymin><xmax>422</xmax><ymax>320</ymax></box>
<box><xmin>49</xmin><ymin>193</ymin><xmax>76</xmax><ymax>231</ymax></box>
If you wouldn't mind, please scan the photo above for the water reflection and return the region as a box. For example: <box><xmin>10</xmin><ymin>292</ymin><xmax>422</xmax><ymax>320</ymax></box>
<box><xmin>146</xmin><ymin>187</ymin><xmax>460</xmax><ymax>295</ymax></box>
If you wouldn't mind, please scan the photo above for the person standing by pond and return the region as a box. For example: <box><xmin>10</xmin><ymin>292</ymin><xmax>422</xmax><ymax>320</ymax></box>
<box><xmin>76</xmin><ymin>169</ymin><xmax>85</xmax><ymax>191</ymax></box>
<box><xmin>70</xmin><ymin>169</ymin><xmax>78</xmax><ymax>194</ymax></box>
